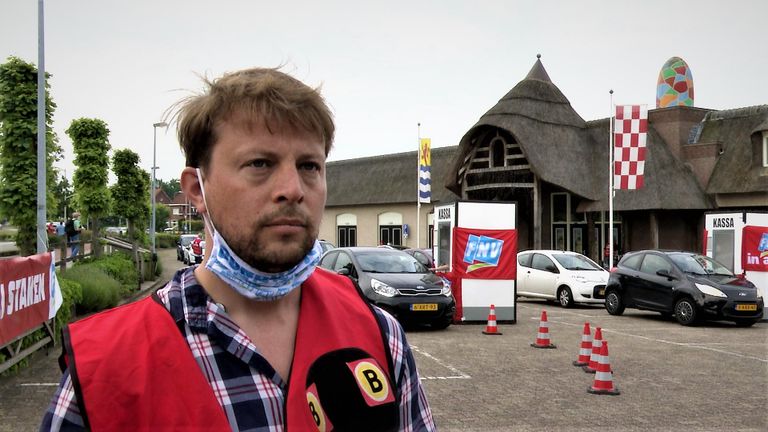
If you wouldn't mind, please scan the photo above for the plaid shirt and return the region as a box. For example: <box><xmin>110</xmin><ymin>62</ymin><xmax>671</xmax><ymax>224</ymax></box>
<box><xmin>41</xmin><ymin>267</ymin><xmax>436</xmax><ymax>431</ymax></box>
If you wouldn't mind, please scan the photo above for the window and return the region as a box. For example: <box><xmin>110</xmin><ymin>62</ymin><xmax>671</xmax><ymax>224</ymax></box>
<box><xmin>173</xmin><ymin>208</ymin><xmax>181</xmax><ymax>215</ymax></box>
<box><xmin>763</xmin><ymin>132</ymin><xmax>768</xmax><ymax>167</ymax></box>
<box><xmin>531</xmin><ymin>253</ymin><xmax>557</xmax><ymax>272</ymax></box>
<box><xmin>319</xmin><ymin>251</ymin><xmax>338</xmax><ymax>269</ymax></box>
<box><xmin>639</xmin><ymin>254</ymin><xmax>672</xmax><ymax>275</ymax></box>
<box><xmin>620</xmin><ymin>253</ymin><xmax>643</xmax><ymax>270</ymax></box>
<box><xmin>338</xmin><ymin>226</ymin><xmax>357</xmax><ymax>247</ymax></box>
<box><xmin>517</xmin><ymin>253</ymin><xmax>532</xmax><ymax>268</ymax></box>
<box><xmin>491</xmin><ymin>138</ymin><xmax>506</xmax><ymax>167</ymax></box>
<box><xmin>333</xmin><ymin>252</ymin><xmax>354</xmax><ymax>274</ymax></box>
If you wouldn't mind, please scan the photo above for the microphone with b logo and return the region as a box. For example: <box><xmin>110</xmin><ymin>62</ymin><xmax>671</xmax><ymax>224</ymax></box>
<box><xmin>304</xmin><ymin>348</ymin><xmax>398</xmax><ymax>432</ymax></box>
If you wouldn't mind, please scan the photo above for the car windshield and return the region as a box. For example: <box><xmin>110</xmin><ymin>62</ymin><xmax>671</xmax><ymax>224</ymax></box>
<box><xmin>356</xmin><ymin>251</ymin><xmax>428</xmax><ymax>273</ymax></box>
<box><xmin>669</xmin><ymin>253</ymin><xmax>734</xmax><ymax>277</ymax></box>
<box><xmin>552</xmin><ymin>253</ymin><xmax>603</xmax><ymax>271</ymax></box>
<box><xmin>180</xmin><ymin>236</ymin><xmax>195</xmax><ymax>246</ymax></box>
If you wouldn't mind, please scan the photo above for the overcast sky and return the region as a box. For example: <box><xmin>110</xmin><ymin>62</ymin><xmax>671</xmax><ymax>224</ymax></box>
<box><xmin>2</xmin><ymin>0</ymin><xmax>766</xmax><ymax>185</ymax></box>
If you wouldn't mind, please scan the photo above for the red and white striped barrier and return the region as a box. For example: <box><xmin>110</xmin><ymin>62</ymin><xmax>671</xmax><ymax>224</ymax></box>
<box><xmin>573</xmin><ymin>322</ymin><xmax>592</xmax><ymax>366</ymax></box>
<box><xmin>530</xmin><ymin>310</ymin><xmax>556</xmax><ymax>348</ymax></box>
<box><xmin>587</xmin><ymin>340</ymin><xmax>620</xmax><ymax>395</ymax></box>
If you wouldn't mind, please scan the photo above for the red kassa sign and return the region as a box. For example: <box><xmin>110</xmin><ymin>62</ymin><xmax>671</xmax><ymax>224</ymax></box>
<box><xmin>0</xmin><ymin>253</ymin><xmax>52</xmax><ymax>346</ymax></box>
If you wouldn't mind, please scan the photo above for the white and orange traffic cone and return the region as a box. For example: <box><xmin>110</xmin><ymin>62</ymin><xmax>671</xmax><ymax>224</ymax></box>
<box><xmin>530</xmin><ymin>310</ymin><xmax>556</xmax><ymax>348</ymax></box>
<box><xmin>583</xmin><ymin>327</ymin><xmax>603</xmax><ymax>373</ymax></box>
<box><xmin>572</xmin><ymin>322</ymin><xmax>592</xmax><ymax>366</ymax></box>
<box><xmin>482</xmin><ymin>304</ymin><xmax>502</xmax><ymax>335</ymax></box>
<box><xmin>587</xmin><ymin>340</ymin><xmax>620</xmax><ymax>395</ymax></box>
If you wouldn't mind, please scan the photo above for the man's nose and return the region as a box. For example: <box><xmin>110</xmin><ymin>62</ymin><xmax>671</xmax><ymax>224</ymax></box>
<box><xmin>273</xmin><ymin>165</ymin><xmax>304</xmax><ymax>203</ymax></box>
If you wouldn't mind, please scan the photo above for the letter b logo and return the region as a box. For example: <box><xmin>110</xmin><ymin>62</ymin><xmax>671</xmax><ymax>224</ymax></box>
<box><xmin>347</xmin><ymin>359</ymin><xmax>395</xmax><ymax>407</ymax></box>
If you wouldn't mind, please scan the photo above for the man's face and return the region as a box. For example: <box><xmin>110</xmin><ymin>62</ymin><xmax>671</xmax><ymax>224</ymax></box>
<box><xmin>202</xmin><ymin>115</ymin><xmax>327</xmax><ymax>273</ymax></box>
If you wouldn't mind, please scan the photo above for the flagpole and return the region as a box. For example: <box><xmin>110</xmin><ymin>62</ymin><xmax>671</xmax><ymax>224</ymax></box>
<box><xmin>608</xmin><ymin>90</ymin><xmax>615</xmax><ymax>269</ymax></box>
<box><xmin>416</xmin><ymin>122</ymin><xmax>421</xmax><ymax>249</ymax></box>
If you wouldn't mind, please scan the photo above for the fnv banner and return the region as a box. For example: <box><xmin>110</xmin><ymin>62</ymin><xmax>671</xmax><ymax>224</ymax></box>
<box><xmin>742</xmin><ymin>225</ymin><xmax>768</xmax><ymax>272</ymax></box>
<box><xmin>0</xmin><ymin>252</ymin><xmax>63</xmax><ymax>346</ymax></box>
<box><xmin>451</xmin><ymin>227</ymin><xmax>517</xmax><ymax>279</ymax></box>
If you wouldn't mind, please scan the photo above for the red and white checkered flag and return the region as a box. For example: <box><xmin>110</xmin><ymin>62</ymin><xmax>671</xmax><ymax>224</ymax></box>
<box><xmin>613</xmin><ymin>105</ymin><xmax>648</xmax><ymax>189</ymax></box>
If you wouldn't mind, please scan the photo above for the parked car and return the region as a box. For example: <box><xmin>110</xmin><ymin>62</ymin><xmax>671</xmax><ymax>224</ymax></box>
<box><xmin>403</xmin><ymin>248</ymin><xmax>434</xmax><ymax>269</ymax></box>
<box><xmin>319</xmin><ymin>247</ymin><xmax>455</xmax><ymax>329</ymax></box>
<box><xmin>605</xmin><ymin>250</ymin><xmax>764</xmax><ymax>326</ymax></box>
<box><xmin>177</xmin><ymin>234</ymin><xmax>198</xmax><ymax>261</ymax></box>
<box><xmin>319</xmin><ymin>239</ymin><xmax>336</xmax><ymax>254</ymax></box>
<box><xmin>516</xmin><ymin>250</ymin><xmax>609</xmax><ymax>307</ymax></box>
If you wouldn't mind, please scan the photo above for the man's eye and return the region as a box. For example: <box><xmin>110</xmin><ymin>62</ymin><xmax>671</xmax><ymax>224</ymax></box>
<box><xmin>300</xmin><ymin>162</ymin><xmax>321</xmax><ymax>171</ymax></box>
<box><xmin>248</xmin><ymin>159</ymin><xmax>270</xmax><ymax>168</ymax></box>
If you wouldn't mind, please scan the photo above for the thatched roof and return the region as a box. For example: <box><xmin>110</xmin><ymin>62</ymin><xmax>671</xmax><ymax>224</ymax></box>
<box><xmin>326</xmin><ymin>146</ymin><xmax>459</xmax><ymax>207</ymax></box>
<box><xmin>448</xmin><ymin>59</ymin><xmax>597</xmax><ymax>200</ymax></box>
<box><xmin>448</xmin><ymin>58</ymin><xmax>712</xmax><ymax>211</ymax></box>
<box><xmin>703</xmin><ymin>105</ymin><xmax>768</xmax><ymax>194</ymax></box>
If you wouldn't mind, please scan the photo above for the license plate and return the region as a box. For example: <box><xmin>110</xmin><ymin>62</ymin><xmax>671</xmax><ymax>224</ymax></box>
<box><xmin>735</xmin><ymin>304</ymin><xmax>757</xmax><ymax>311</ymax></box>
<box><xmin>411</xmin><ymin>303</ymin><xmax>438</xmax><ymax>311</ymax></box>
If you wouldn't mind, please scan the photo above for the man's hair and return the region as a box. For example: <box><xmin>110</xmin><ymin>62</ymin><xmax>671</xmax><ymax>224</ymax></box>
<box><xmin>174</xmin><ymin>67</ymin><xmax>335</xmax><ymax>168</ymax></box>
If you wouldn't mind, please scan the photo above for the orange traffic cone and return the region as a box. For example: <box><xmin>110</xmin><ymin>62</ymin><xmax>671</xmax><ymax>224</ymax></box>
<box><xmin>482</xmin><ymin>304</ymin><xmax>502</xmax><ymax>335</ymax></box>
<box><xmin>583</xmin><ymin>327</ymin><xmax>612</xmax><ymax>373</ymax></box>
<box><xmin>587</xmin><ymin>340</ymin><xmax>620</xmax><ymax>395</ymax></box>
<box><xmin>572</xmin><ymin>322</ymin><xmax>592</xmax><ymax>366</ymax></box>
<box><xmin>530</xmin><ymin>310</ymin><xmax>556</xmax><ymax>348</ymax></box>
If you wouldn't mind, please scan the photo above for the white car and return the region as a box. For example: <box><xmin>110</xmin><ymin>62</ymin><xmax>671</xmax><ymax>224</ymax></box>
<box><xmin>183</xmin><ymin>239</ymin><xmax>205</xmax><ymax>265</ymax></box>
<box><xmin>516</xmin><ymin>250</ymin><xmax>608</xmax><ymax>307</ymax></box>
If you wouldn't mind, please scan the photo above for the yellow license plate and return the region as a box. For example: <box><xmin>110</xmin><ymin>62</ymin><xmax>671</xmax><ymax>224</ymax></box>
<box><xmin>735</xmin><ymin>304</ymin><xmax>757</xmax><ymax>311</ymax></box>
<box><xmin>411</xmin><ymin>303</ymin><xmax>438</xmax><ymax>311</ymax></box>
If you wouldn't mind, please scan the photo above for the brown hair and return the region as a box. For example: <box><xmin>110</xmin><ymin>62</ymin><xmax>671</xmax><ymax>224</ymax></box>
<box><xmin>174</xmin><ymin>67</ymin><xmax>335</xmax><ymax>168</ymax></box>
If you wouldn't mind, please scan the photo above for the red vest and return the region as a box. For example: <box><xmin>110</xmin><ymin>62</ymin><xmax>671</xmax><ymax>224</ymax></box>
<box><xmin>63</xmin><ymin>269</ymin><xmax>398</xmax><ymax>431</ymax></box>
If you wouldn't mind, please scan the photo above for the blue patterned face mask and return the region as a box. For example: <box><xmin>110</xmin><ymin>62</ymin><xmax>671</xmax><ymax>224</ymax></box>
<box><xmin>196</xmin><ymin>169</ymin><xmax>321</xmax><ymax>301</ymax></box>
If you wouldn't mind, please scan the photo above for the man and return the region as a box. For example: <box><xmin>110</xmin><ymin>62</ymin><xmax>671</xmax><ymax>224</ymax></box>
<box><xmin>41</xmin><ymin>68</ymin><xmax>436</xmax><ymax>431</ymax></box>
<box><xmin>65</xmin><ymin>212</ymin><xmax>82</xmax><ymax>257</ymax></box>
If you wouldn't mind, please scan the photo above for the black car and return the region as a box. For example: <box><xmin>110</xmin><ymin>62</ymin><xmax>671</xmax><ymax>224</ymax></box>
<box><xmin>319</xmin><ymin>247</ymin><xmax>455</xmax><ymax>329</ymax></box>
<box><xmin>403</xmin><ymin>248</ymin><xmax>434</xmax><ymax>269</ymax></box>
<box><xmin>605</xmin><ymin>250</ymin><xmax>764</xmax><ymax>326</ymax></box>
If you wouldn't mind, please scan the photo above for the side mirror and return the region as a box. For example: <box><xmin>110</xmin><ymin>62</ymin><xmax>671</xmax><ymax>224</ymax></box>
<box><xmin>656</xmin><ymin>269</ymin><xmax>676</xmax><ymax>280</ymax></box>
<box><xmin>337</xmin><ymin>268</ymin><xmax>351</xmax><ymax>276</ymax></box>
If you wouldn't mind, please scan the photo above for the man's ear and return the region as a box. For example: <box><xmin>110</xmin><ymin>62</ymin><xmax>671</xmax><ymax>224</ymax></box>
<box><xmin>180</xmin><ymin>167</ymin><xmax>206</xmax><ymax>215</ymax></box>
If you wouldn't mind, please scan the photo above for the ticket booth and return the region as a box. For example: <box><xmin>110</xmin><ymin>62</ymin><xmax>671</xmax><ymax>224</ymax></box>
<box><xmin>433</xmin><ymin>201</ymin><xmax>517</xmax><ymax>322</ymax></box>
<box><xmin>704</xmin><ymin>211</ymin><xmax>768</xmax><ymax>320</ymax></box>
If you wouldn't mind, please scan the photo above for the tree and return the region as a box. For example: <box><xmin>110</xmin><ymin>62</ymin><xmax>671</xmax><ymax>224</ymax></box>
<box><xmin>155</xmin><ymin>203</ymin><xmax>170</xmax><ymax>232</ymax></box>
<box><xmin>111</xmin><ymin>149</ymin><xmax>148</xmax><ymax>268</ymax></box>
<box><xmin>67</xmin><ymin>118</ymin><xmax>110</xmax><ymax>258</ymax></box>
<box><xmin>157</xmin><ymin>178</ymin><xmax>180</xmax><ymax>199</ymax></box>
<box><xmin>0</xmin><ymin>56</ymin><xmax>61</xmax><ymax>255</ymax></box>
<box><xmin>51</xmin><ymin>171</ymin><xmax>73</xmax><ymax>221</ymax></box>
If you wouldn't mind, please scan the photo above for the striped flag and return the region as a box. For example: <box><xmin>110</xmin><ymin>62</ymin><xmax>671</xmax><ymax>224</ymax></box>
<box><xmin>613</xmin><ymin>105</ymin><xmax>648</xmax><ymax>189</ymax></box>
<box><xmin>418</xmin><ymin>138</ymin><xmax>431</xmax><ymax>203</ymax></box>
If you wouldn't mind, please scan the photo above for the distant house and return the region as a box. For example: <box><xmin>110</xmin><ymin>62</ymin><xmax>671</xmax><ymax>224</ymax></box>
<box><xmin>320</xmin><ymin>57</ymin><xmax>767</xmax><ymax>264</ymax></box>
<box><xmin>168</xmin><ymin>191</ymin><xmax>198</xmax><ymax>229</ymax></box>
<box><xmin>153</xmin><ymin>187</ymin><xmax>172</xmax><ymax>206</ymax></box>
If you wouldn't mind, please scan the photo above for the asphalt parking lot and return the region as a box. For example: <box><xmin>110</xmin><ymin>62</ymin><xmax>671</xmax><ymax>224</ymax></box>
<box><xmin>408</xmin><ymin>299</ymin><xmax>768</xmax><ymax>432</ymax></box>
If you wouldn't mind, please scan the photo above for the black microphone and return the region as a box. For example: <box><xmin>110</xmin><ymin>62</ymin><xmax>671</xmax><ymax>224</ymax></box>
<box><xmin>304</xmin><ymin>348</ymin><xmax>398</xmax><ymax>432</ymax></box>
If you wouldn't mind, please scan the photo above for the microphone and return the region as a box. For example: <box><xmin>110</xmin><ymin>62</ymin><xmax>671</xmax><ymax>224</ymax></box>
<box><xmin>303</xmin><ymin>348</ymin><xmax>398</xmax><ymax>432</ymax></box>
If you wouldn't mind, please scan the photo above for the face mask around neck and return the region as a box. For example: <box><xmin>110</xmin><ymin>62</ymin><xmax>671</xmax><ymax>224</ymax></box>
<box><xmin>194</xmin><ymin>168</ymin><xmax>321</xmax><ymax>301</ymax></box>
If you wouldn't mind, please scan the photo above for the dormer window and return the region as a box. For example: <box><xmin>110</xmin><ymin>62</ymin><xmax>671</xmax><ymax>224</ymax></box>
<box><xmin>763</xmin><ymin>131</ymin><xmax>768</xmax><ymax>168</ymax></box>
<box><xmin>491</xmin><ymin>137</ymin><xmax>506</xmax><ymax>167</ymax></box>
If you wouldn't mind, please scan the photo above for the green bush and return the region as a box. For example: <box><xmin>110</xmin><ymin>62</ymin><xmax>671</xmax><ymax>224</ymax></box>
<box><xmin>79</xmin><ymin>252</ymin><xmax>138</xmax><ymax>296</ymax></box>
<box><xmin>58</xmin><ymin>265</ymin><xmax>121</xmax><ymax>313</ymax></box>
<box><xmin>156</xmin><ymin>233</ymin><xmax>179</xmax><ymax>249</ymax></box>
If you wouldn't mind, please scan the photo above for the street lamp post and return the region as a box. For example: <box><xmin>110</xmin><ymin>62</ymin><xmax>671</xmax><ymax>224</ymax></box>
<box><xmin>151</xmin><ymin>122</ymin><xmax>168</xmax><ymax>258</ymax></box>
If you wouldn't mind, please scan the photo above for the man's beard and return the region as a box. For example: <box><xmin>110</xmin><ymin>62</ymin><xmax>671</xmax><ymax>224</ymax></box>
<box><xmin>218</xmin><ymin>207</ymin><xmax>317</xmax><ymax>273</ymax></box>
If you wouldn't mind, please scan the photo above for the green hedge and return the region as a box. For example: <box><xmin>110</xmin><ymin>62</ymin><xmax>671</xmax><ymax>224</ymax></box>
<box><xmin>79</xmin><ymin>252</ymin><xmax>138</xmax><ymax>296</ymax></box>
<box><xmin>59</xmin><ymin>265</ymin><xmax>122</xmax><ymax>314</ymax></box>
<box><xmin>155</xmin><ymin>233</ymin><xmax>180</xmax><ymax>249</ymax></box>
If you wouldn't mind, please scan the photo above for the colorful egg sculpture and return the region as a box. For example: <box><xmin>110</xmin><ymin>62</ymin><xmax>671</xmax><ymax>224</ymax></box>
<box><xmin>656</xmin><ymin>57</ymin><xmax>694</xmax><ymax>108</ymax></box>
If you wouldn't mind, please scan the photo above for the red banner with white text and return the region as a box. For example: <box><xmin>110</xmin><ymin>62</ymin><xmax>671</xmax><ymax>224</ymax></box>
<box><xmin>451</xmin><ymin>227</ymin><xmax>517</xmax><ymax>280</ymax></box>
<box><xmin>741</xmin><ymin>225</ymin><xmax>768</xmax><ymax>272</ymax></box>
<box><xmin>0</xmin><ymin>253</ymin><xmax>57</xmax><ymax>346</ymax></box>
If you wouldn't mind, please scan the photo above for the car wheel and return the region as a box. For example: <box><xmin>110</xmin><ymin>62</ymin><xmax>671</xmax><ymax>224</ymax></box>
<box><xmin>557</xmin><ymin>287</ymin><xmax>574</xmax><ymax>308</ymax></box>
<box><xmin>674</xmin><ymin>297</ymin><xmax>698</xmax><ymax>326</ymax></box>
<box><xmin>733</xmin><ymin>319</ymin><xmax>758</xmax><ymax>327</ymax></box>
<box><xmin>605</xmin><ymin>291</ymin><xmax>625</xmax><ymax>315</ymax></box>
